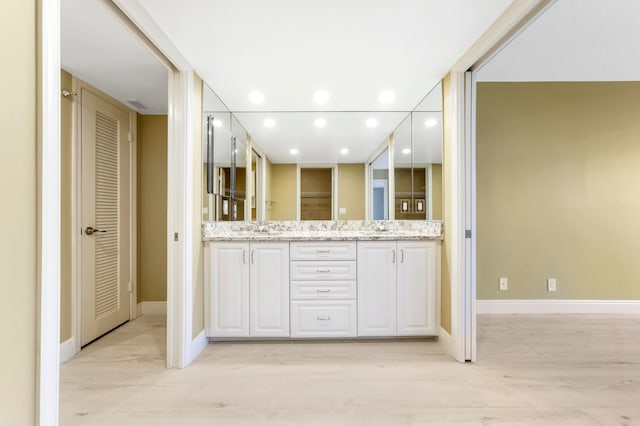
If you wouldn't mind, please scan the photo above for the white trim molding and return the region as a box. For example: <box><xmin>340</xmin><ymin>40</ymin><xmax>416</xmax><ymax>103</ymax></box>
<box><xmin>189</xmin><ymin>330</ymin><xmax>208</xmax><ymax>365</ymax></box>
<box><xmin>438</xmin><ymin>327</ymin><xmax>453</xmax><ymax>357</ymax></box>
<box><xmin>59</xmin><ymin>338</ymin><xmax>76</xmax><ymax>364</ymax></box>
<box><xmin>477</xmin><ymin>299</ymin><xmax>640</xmax><ymax>314</ymax></box>
<box><xmin>37</xmin><ymin>0</ymin><xmax>61</xmax><ymax>424</ymax></box>
<box><xmin>137</xmin><ymin>301</ymin><xmax>168</xmax><ymax>316</ymax></box>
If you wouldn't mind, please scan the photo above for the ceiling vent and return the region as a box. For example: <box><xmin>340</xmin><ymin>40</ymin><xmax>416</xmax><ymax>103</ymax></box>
<box><xmin>126</xmin><ymin>99</ymin><xmax>147</xmax><ymax>110</ymax></box>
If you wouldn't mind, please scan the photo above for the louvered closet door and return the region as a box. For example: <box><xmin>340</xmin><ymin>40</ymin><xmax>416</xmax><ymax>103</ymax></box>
<box><xmin>81</xmin><ymin>88</ymin><xmax>131</xmax><ymax>346</ymax></box>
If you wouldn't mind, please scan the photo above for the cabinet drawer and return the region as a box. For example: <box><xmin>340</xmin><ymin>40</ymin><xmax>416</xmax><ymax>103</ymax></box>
<box><xmin>290</xmin><ymin>301</ymin><xmax>357</xmax><ymax>338</ymax></box>
<box><xmin>291</xmin><ymin>281</ymin><xmax>356</xmax><ymax>300</ymax></box>
<box><xmin>290</xmin><ymin>242</ymin><xmax>356</xmax><ymax>261</ymax></box>
<box><xmin>290</xmin><ymin>261</ymin><xmax>356</xmax><ymax>281</ymax></box>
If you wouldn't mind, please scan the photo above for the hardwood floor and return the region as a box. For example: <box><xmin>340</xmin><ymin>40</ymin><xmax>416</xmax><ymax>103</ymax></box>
<box><xmin>60</xmin><ymin>314</ymin><xmax>640</xmax><ymax>425</ymax></box>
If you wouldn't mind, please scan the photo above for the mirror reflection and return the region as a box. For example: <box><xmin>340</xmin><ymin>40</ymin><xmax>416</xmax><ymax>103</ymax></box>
<box><xmin>202</xmin><ymin>81</ymin><xmax>443</xmax><ymax>223</ymax></box>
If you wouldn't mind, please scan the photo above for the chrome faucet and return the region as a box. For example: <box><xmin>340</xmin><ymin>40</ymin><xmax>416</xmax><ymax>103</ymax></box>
<box><xmin>256</xmin><ymin>223</ymin><xmax>269</xmax><ymax>233</ymax></box>
<box><xmin>376</xmin><ymin>222</ymin><xmax>387</xmax><ymax>232</ymax></box>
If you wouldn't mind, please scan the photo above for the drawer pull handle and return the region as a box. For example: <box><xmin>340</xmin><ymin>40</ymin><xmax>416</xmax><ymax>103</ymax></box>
<box><xmin>317</xmin><ymin>316</ymin><xmax>331</xmax><ymax>321</ymax></box>
<box><xmin>316</xmin><ymin>249</ymin><xmax>331</xmax><ymax>253</ymax></box>
<box><xmin>316</xmin><ymin>289</ymin><xmax>331</xmax><ymax>293</ymax></box>
<box><xmin>316</xmin><ymin>269</ymin><xmax>331</xmax><ymax>273</ymax></box>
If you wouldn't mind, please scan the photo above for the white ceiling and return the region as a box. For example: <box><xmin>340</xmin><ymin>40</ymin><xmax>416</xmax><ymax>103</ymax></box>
<box><xmin>62</xmin><ymin>0</ymin><xmax>508</xmax><ymax>164</ymax></box>
<box><xmin>477</xmin><ymin>0</ymin><xmax>640</xmax><ymax>81</ymax></box>
<box><xmin>132</xmin><ymin>0</ymin><xmax>513</xmax><ymax>112</ymax></box>
<box><xmin>61</xmin><ymin>0</ymin><xmax>168</xmax><ymax>114</ymax></box>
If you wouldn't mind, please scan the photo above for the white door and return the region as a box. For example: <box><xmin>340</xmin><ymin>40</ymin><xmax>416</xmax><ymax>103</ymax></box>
<box><xmin>80</xmin><ymin>88</ymin><xmax>132</xmax><ymax>346</ymax></box>
<box><xmin>357</xmin><ymin>241</ymin><xmax>397</xmax><ymax>336</ymax></box>
<box><xmin>250</xmin><ymin>242</ymin><xmax>289</xmax><ymax>337</ymax></box>
<box><xmin>207</xmin><ymin>242</ymin><xmax>249</xmax><ymax>337</ymax></box>
<box><xmin>397</xmin><ymin>241</ymin><xmax>437</xmax><ymax>336</ymax></box>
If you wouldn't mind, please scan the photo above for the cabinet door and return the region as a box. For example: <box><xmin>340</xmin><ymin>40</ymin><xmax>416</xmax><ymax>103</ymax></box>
<box><xmin>357</xmin><ymin>242</ymin><xmax>397</xmax><ymax>336</ymax></box>
<box><xmin>250</xmin><ymin>242</ymin><xmax>290</xmax><ymax>337</ymax></box>
<box><xmin>206</xmin><ymin>242</ymin><xmax>249</xmax><ymax>337</ymax></box>
<box><xmin>397</xmin><ymin>241</ymin><xmax>437</xmax><ymax>336</ymax></box>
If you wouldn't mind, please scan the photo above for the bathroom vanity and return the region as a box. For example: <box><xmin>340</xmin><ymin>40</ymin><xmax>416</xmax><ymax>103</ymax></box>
<box><xmin>203</xmin><ymin>220</ymin><xmax>442</xmax><ymax>340</ymax></box>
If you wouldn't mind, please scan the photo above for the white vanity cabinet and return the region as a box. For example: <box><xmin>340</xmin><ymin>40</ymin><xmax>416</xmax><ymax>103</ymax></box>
<box><xmin>205</xmin><ymin>241</ymin><xmax>289</xmax><ymax>338</ymax></box>
<box><xmin>205</xmin><ymin>242</ymin><xmax>250</xmax><ymax>337</ymax></box>
<box><xmin>357</xmin><ymin>241</ymin><xmax>438</xmax><ymax>337</ymax></box>
<box><xmin>290</xmin><ymin>242</ymin><xmax>357</xmax><ymax>338</ymax></box>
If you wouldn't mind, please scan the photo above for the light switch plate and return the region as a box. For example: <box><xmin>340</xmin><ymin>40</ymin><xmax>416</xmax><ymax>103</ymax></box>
<box><xmin>547</xmin><ymin>278</ymin><xmax>557</xmax><ymax>292</ymax></box>
<box><xmin>499</xmin><ymin>277</ymin><xmax>508</xmax><ymax>291</ymax></box>
<box><xmin>339</xmin><ymin>207</ymin><xmax>346</xmax><ymax>214</ymax></box>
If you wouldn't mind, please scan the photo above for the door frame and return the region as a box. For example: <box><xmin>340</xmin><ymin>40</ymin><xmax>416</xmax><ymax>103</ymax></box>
<box><xmin>296</xmin><ymin>164</ymin><xmax>339</xmax><ymax>220</ymax></box>
<box><xmin>71</xmin><ymin>78</ymin><xmax>138</xmax><ymax>355</ymax></box>
<box><xmin>445</xmin><ymin>0</ymin><xmax>556</xmax><ymax>362</ymax></box>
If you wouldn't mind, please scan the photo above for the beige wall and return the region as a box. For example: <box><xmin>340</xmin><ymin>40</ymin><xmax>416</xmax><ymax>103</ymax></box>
<box><xmin>269</xmin><ymin>164</ymin><xmax>298</xmax><ymax>220</ymax></box>
<box><xmin>431</xmin><ymin>164</ymin><xmax>442</xmax><ymax>221</ymax></box>
<box><xmin>137</xmin><ymin>115</ymin><xmax>168</xmax><ymax>302</ymax></box>
<box><xmin>0</xmin><ymin>0</ymin><xmax>36</xmax><ymax>422</ymax></box>
<box><xmin>440</xmin><ymin>75</ymin><xmax>452</xmax><ymax>333</ymax></box>
<box><xmin>477</xmin><ymin>82</ymin><xmax>640</xmax><ymax>300</ymax></box>
<box><xmin>337</xmin><ymin>163</ymin><xmax>365</xmax><ymax>220</ymax></box>
<box><xmin>192</xmin><ymin>75</ymin><xmax>205</xmax><ymax>338</ymax></box>
<box><xmin>60</xmin><ymin>69</ymin><xmax>73</xmax><ymax>342</ymax></box>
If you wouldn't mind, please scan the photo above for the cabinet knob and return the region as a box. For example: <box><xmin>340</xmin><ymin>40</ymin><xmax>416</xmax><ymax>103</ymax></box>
<box><xmin>317</xmin><ymin>316</ymin><xmax>331</xmax><ymax>321</ymax></box>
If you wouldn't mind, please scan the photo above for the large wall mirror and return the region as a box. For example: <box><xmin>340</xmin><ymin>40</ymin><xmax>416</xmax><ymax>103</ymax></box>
<box><xmin>202</xmin><ymin>81</ymin><xmax>443</xmax><ymax>222</ymax></box>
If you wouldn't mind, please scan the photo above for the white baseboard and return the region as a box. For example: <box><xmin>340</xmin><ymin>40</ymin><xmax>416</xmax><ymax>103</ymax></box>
<box><xmin>60</xmin><ymin>338</ymin><xmax>77</xmax><ymax>364</ymax></box>
<box><xmin>477</xmin><ymin>299</ymin><xmax>640</xmax><ymax>314</ymax></box>
<box><xmin>138</xmin><ymin>301</ymin><xmax>167</xmax><ymax>316</ymax></box>
<box><xmin>437</xmin><ymin>327</ymin><xmax>453</xmax><ymax>357</ymax></box>
<box><xmin>188</xmin><ymin>330</ymin><xmax>208</xmax><ymax>365</ymax></box>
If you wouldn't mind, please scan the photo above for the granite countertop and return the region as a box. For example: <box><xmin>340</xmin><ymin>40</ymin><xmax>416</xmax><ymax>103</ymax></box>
<box><xmin>202</xmin><ymin>220</ymin><xmax>443</xmax><ymax>242</ymax></box>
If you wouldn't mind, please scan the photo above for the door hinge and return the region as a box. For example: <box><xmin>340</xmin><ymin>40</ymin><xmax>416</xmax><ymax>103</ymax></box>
<box><xmin>174</xmin><ymin>232</ymin><xmax>179</xmax><ymax>242</ymax></box>
<box><xmin>128</xmin><ymin>282</ymin><xmax>133</xmax><ymax>293</ymax></box>
<box><xmin>465</xmin><ymin>229</ymin><xmax>472</xmax><ymax>239</ymax></box>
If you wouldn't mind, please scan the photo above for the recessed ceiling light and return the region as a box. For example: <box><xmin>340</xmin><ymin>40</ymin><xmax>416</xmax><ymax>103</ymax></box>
<box><xmin>366</xmin><ymin>118</ymin><xmax>378</xmax><ymax>128</ymax></box>
<box><xmin>379</xmin><ymin>90</ymin><xmax>396</xmax><ymax>104</ymax></box>
<box><xmin>425</xmin><ymin>118</ymin><xmax>437</xmax><ymax>127</ymax></box>
<box><xmin>212</xmin><ymin>119</ymin><xmax>222</xmax><ymax>127</ymax></box>
<box><xmin>289</xmin><ymin>148</ymin><xmax>299</xmax><ymax>155</ymax></box>
<box><xmin>313</xmin><ymin>90</ymin><xmax>330</xmax><ymax>105</ymax></box>
<box><xmin>402</xmin><ymin>148</ymin><xmax>411</xmax><ymax>155</ymax></box>
<box><xmin>249</xmin><ymin>90</ymin><xmax>265</xmax><ymax>104</ymax></box>
<box><xmin>264</xmin><ymin>118</ymin><xmax>276</xmax><ymax>128</ymax></box>
<box><xmin>340</xmin><ymin>148</ymin><xmax>349</xmax><ymax>155</ymax></box>
<box><xmin>314</xmin><ymin>118</ymin><xmax>327</xmax><ymax>128</ymax></box>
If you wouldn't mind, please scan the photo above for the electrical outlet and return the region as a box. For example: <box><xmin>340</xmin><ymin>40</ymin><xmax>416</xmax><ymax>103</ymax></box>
<box><xmin>547</xmin><ymin>278</ymin><xmax>557</xmax><ymax>292</ymax></box>
<box><xmin>499</xmin><ymin>277</ymin><xmax>508</xmax><ymax>291</ymax></box>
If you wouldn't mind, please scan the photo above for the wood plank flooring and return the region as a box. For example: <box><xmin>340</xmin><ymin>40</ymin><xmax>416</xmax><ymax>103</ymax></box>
<box><xmin>60</xmin><ymin>314</ymin><xmax>640</xmax><ymax>425</ymax></box>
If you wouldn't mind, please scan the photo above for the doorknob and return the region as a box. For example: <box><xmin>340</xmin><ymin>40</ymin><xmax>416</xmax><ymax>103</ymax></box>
<box><xmin>85</xmin><ymin>226</ymin><xmax>107</xmax><ymax>235</ymax></box>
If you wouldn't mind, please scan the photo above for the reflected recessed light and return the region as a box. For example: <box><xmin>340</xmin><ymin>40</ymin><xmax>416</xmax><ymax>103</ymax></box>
<box><xmin>340</xmin><ymin>148</ymin><xmax>349</xmax><ymax>155</ymax></box>
<box><xmin>313</xmin><ymin>90</ymin><xmax>330</xmax><ymax>105</ymax></box>
<box><xmin>402</xmin><ymin>148</ymin><xmax>411</xmax><ymax>155</ymax></box>
<box><xmin>249</xmin><ymin>90</ymin><xmax>265</xmax><ymax>104</ymax></box>
<box><xmin>264</xmin><ymin>118</ymin><xmax>276</xmax><ymax>128</ymax></box>
<box><xmin>379</xmin><ymin>90</ymin><xmax>395</xmax><ymax>104</ymax></box>
<box><xmin>289</xmin><ymin>148</ymin><xmax>299</xmax><ymax>155</ymax></box>
<box><xmin>314</xmin><ymin>118</ymin><xmax>327</xmax><ymax>128</ymax></box>
<box><xmin>425</xmin><ymin>118</ymin><xmax>437</xmax><ymax>127</ymax></box>
<box><xmin>212</xmin><ymin>119</ymin><xmax>222</xmax><ymax>127</ymax></box>
<box><xmin>366</xmin><ymin>118</ymin><xmax>378</xmax><ymax>128</ymax></box>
